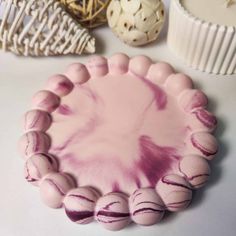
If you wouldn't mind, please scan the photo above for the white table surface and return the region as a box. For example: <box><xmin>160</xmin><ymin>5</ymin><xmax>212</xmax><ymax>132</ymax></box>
<box><xmin>0</xmin><ymin>1</ymin><xmax>236</xmax><ymax>236</ymax></box>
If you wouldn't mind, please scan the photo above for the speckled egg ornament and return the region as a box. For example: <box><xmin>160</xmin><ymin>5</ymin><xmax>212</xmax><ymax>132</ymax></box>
<box><xmin>107</xmin><ymin>0</ymin><xmax>165</xmax><ymax>46</ymax></box>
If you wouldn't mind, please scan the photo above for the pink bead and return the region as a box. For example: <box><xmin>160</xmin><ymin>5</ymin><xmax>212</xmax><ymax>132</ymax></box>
<box><xmin>18</xmin><ymin>131</ymin><xmax>50</xmax><ymax>159</ymax></box>
<box><xmin>40</xmin><ymin>172</ymin><xmax>75</xmax><ymax>209</ymax></box>
<box><xmin>46</xmin><ymin>74</ymin><xmax>73</xmax><ymax>96</ymax></box>
<box><xmin>65</xmin><ymin>63</ymin><xmax>90</xmax><ymax>84</ymax></box>
<box><xmin>95</xmin><ymin>192</ymin><xmax>130</xmax><ymax>231</ymax></box>
<box><xmin>188</xmin><ymin>108</ymin><xmax>217</xmax><ymax>132</ymax></box>
<box><xmin>32</xmin><ymin>90</ymin><xmax>60</xmax><ymax>113</ymax></box>
<box><xmin>147</xmin><ymin>62</ymin><xmax>175</xmax><ymax>84</ymax></box>
<box><xmin>24</xmin><ymin>153</ymin><xmax>57</xmax><ymax>186</ymax></box>
<box><xmin>179</xmin><ymin>155</ymin><xmax>211</xmax><ymax>189</ymax></box>
<box><xmin>165</xmin><ymin>73</ymin><xmax>193</xmax><ymax>95</ymax></box>
<box><xmin>129</xmin><ymin>188</ymin><xmax>165</xmax><ymax>225</ymax></box>
<box><xmin>178</xmin><ymin>89</ymin><xmax>208</xmax><ymax>112</ymax></box>
<box><xmin>23</xmin><ymin>109</ymin><xmax>51</xmax><ymax>132</ymax></box>
<box><xmin>189</xmin><ymin>132</ymin><xmax>218</xmax><ymax>160</ymax></box>
<box><xmin>156</xmin><ymin>174</ymin><xmax>192</xmax><ymax>212</ymax></box>
<box><xmin>129</xmin><ymin>55</ymin><xmax>152</xmax><ymax>78</ymax></box>
<box><xmin>108</xmin><ymin>53</ymin><xmax>129</xmax><ymax>75</ymax></box>
<box><xmin>64</xmin><ymin>187</ymin><xmax>100</xmax><ymax>224</ymax></box>
<box><xmin>86</xmin><ymin>55</ymin><xmax>108</xmax><ymax>77</ymax></box>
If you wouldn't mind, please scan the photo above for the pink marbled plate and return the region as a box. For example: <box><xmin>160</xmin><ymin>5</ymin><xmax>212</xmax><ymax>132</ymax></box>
<box><xmin>19</xmin><ymin>54</ymin><xmax>218</xmax><ymax>231</ymax></box>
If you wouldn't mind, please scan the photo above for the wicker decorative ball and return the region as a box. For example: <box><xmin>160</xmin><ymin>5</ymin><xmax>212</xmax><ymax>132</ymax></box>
<box><xmin>107</xmin><ymin>0</ymin><xmax>165</xmax><ymax>46</ymax></box>
<box><xmin>60</xmin><ymin>0</ymin><xmax>111</xmax><ymax>28</ymax></box>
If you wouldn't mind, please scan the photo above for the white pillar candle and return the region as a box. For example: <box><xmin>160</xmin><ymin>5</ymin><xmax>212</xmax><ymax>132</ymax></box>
<box><xmin>181</xmin><ymin>0</ymin><xmax>236</xmax><ymax>27</ymax></box>
<box><xmin>168</xmin><ymin>0</ymin><xmax>236</xmax><ymax>74</ymax></box>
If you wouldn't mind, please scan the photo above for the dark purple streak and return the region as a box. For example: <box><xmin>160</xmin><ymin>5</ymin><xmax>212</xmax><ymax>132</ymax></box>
<box><xmin>25</xmin><ymin>162</ymin><xmax>37</xmax><ymax>182</ymax></box>
<box><xmin>193</xmin><ymin>109</ymin><xmax>217</xmax><ymax>128</ymax></box>
<box><xmin>167</xmin><ymin>199</ymin><xmax>191</xmax><ymax>208</ymax></box>
<box><xmin>161</xmin><ymin>176</ymin><xmax>192</xmax><ymax>190</ymax></box>
<box><xmin>103</xmin><ymin>201</ymin><xmax>119</xmax><ymax>210</ymax></box>
<box><xmin>66</xmin><ymin>210</ymin><xmax>94</xmax><ymax>222</ymax></box>
<box><xmin>191</xmin><ymin>136</ymin><xmax>217</xmax><ymax>156</ymax></box>
<box><xmin>68</xmin><ymin>194</ymin><xmax>95</xmax><ymax>203</ymax></box>
<box><xmin>46</xmin><ymin>179</ymin><xmax>65</xmax><ymax>196</ymax></box>
<box><xmin>132</xmin><ymin>192</ymin><xmax>142</xmax><ymax>203</ymax></box>
<box><xmin>96</xmin><ymin>210</ymin><xmax>130</xmax><ymax>218</ymax></box>
<box><xmin>133</xmin><ymin>207</ymin><xmax>164</xmax><ymax>216</ymax></box>
<box><xmin>138</xmin><ymin>135</ymin><xmax>179</xmax><ymax>187</ymax></box>
<box><xmin>135</xmin><ymin>201</ymin><xmax>164</xmax><ymax>208</ymax></box>
<box><xmin>187</xmin><ymin>174</ymin><xmax>210</xmax><ymax>181</ymax></box>
<box><xmin>26</xmin><ymin>111</ymin><xmax>41</xmax><ymax>130</ymax></box>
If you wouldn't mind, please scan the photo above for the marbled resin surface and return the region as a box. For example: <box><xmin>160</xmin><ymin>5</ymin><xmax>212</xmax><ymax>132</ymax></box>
<box><xmin>19</xmin><ymin>54</ymin><xmax>218</xmax><ymax>230</ymax></box>
<box><xmin>48</xmin><ymin>71</ymin><xmax>186</xmax><ymax>194</ymax></box>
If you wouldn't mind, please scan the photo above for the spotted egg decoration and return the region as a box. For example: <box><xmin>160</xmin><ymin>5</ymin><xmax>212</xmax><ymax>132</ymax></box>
<box><xmin>107</xmin><ymin>0</ymin><xmax>165</xmax><ymax>46</ymax></box>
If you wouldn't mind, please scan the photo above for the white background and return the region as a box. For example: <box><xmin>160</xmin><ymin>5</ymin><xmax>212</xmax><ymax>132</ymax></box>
<box><xmin>0</xmin><ymin>1</ymin><xmax>236</xmax><ymax>236</ymax></box>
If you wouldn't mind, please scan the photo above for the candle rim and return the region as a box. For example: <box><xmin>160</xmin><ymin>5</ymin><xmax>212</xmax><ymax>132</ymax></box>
<box><xmin>177</xmin><ymin>0</ymin><xmax>236</xmax><ymax>29</ymax></box>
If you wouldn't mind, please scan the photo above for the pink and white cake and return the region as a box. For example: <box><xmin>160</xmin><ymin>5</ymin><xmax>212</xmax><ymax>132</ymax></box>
<box><xmin>19</xmin><ymin>54</ymin><xmax>218</xmax><ymax>231</ymax></box>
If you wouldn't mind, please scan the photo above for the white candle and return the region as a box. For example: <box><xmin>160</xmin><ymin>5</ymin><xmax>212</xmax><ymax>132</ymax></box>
<box><xmin>168</xmin><ymin>0</ymin><xmax>236</xmax><ymax>74</ymax></box>
<box><xmin>181</xmin><ymin>0</ymin><xmax>236</xmax><ymax>27</ymax></box>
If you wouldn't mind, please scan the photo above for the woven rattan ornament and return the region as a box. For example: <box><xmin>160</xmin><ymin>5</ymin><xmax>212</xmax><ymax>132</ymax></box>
<box><xmin>225</xmin><ymin>0</ymin><xmax>235</xmax><ymax>7</ymax></box>
<box><xmin>0</xmin><ymin>0</ymin><xmax>95</xmax><ymax>56</ymax></box>
<box><xmin>107</xmin><ymin>0</ymin><xmax>165</xmax><ymax>46</ymax></box>
<box><xmin>60</xmin><ymin>0</ymin><xmax>111</xmax><ymax>28</ymax></box>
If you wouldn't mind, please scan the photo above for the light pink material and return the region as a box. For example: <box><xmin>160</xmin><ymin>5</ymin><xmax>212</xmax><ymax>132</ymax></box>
<box><xmin>18</xmin><ymin>131</ymin><xmax>50</xmax><ymax>159</ymax></box>
<box><xmin>188</xmin><ymin>108</ymin><xmax>217</xmax><ymax>132</ymax></box>
<box><xmin>65</xmin><ymin>63</ymin><xmax>90</xmax><ymax>84</ymax></box>
<box><xmin>23</xmin><ymin>110</ymin><xmax>51</xmax><ymax>132</ymax></box>
<box><xmin>24</xmin><ymin>153</ymin><xmax>57</xmax><ymax>186</ymax></box>
<box><xmin>156</xmin><ymin>174</ymin><xmax>192</xmax><ymax>212</ymax></box>
<box><xmin>188</xmin><ymin>132</ymin><xmax>218</xmax><ymax>160</ymax></box>
<box><xmin>129</xmin><ymin>188</ymin><xmax>165</xmax><ymax>225</ymax></box>
<box><xmin>95</xmin><ymin>192</ymin><xmax>130</xmax><ymax>231</ymax></box>
<box><xmin>129</xmin><ymin>55</ymin><xmax>152</xmax><ymax>77</ymax></box>
<box><xmin>86</xmin><ymin>55</ymin><xmax>108</xmax><ymax>77</ymax></box>
<box><xmin>178</xmin><ymin>89</ymin><xmax>208</xmax><ymax>112</ymax></box>
<box><xmin>40</xmin><ymin>172</ymin><xmax>75</xmax><ymax>208</ymax></box>
<box><xmin>147</xmin><ymin>62</ymin><xmax>174</xmax><ymax>84</ymax></box>
<box><xmin>46</xmin><ymin>74</ymin><xmax>73</xmax><ymax>97</ymax></box>
<box><xmin>179</xmin><ymin>155</ymin><xmax>211</xmax><ymax>188</ymax></box>
<box><xmin>108</xmin><ymin>53</ymin><xmax>129</xmax><ymax>75</ymax></box>
<box><xmin>32</xmin><ymin>90</ymin><xmax>60</xmax><ymax>113</ymax></box>
<box><xmin>165</xmin><ymin>73</ymin><xmax>193</xmax><ymax>95</ymax></box>
<box><xmin>64</xmin><ymin>187</ymin><xmax>100</xmax><ymax>224</ymax></box>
